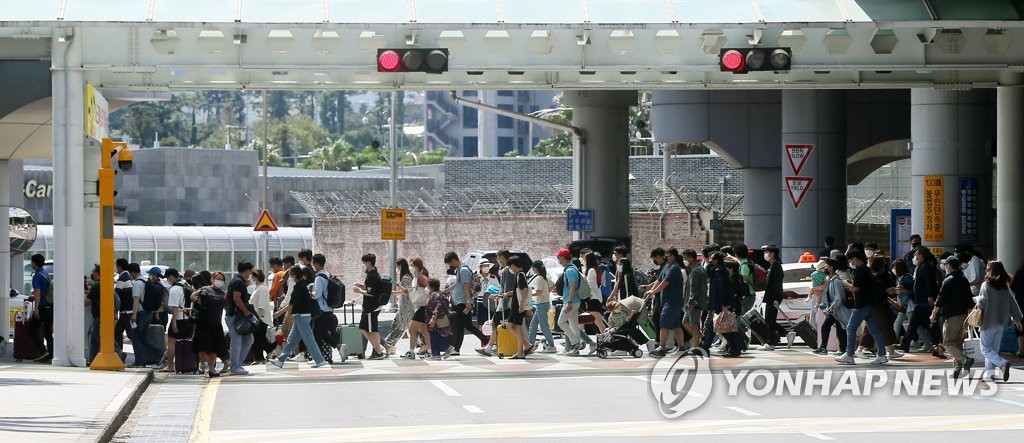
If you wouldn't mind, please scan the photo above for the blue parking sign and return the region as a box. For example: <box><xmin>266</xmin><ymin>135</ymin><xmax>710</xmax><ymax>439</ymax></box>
<box><xmin>566</xmin><ymin>209</ymin><xmax>594</xmax><ymax>232</ymax></box>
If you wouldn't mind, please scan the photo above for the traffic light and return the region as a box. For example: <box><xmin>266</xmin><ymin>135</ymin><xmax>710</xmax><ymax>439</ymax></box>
<box><xmin>719</xmin><ymin>47</ymin><xmax>791</xmax><ymax>74</ymax></box>
<box><xmin>377</xmin><ymin>48</ymin><xmax>450</xmax><ymax>74</ymax></box>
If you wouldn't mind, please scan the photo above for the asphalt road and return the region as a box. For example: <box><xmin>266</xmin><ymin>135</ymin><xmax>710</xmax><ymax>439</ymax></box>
<box><xmin>197</xmin><ymin>368</ymin><xmax>1024</xmax><ymax>442</ymax></box>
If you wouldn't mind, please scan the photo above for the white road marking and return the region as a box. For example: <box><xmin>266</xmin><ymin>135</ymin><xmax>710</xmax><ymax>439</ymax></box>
<box><xmin>803</xmin><ymin>432</ymin><xmax>835</xmax><ymax>440</ymax></box>
<box><xmin>430</xmin><ymin>380</ymin><xmax>461</xmax><ymax>397</ymax></box>
<box><xmin>725</xmin><ymin>406</ymin><xmax>760</xmax><ymax>416</ymax></box>
<box><xmin>462</xmin><ymin>405</ymin><xmax>484</xmax><ymax>414</ymax></box>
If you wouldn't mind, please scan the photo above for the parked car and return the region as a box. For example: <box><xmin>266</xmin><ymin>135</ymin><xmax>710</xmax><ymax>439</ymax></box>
<box><xmin>754</xmin><ymin>261</ymin><xmax>816</xmax><ymax>323</ymax></box>
<box><xmin>463</xmin><ymin>250</ymin><xmax>533</xmax><ymax>272</ymax></box>
<box><xmin>540</xmin><ymin>256</ymin><xmax>564</xmax><ymax>284</ymax></box>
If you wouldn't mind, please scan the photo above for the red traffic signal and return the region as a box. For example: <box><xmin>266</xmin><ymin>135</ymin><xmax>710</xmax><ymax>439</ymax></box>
<box><xmin>719</xmin><ymin>47</ymin><xmax>791</xmax><ymax>73</ymax></box>
<box><xmin>377</xmin><ymin>48</ymin><xmax>449</xmax><ymax>74</ymax></box>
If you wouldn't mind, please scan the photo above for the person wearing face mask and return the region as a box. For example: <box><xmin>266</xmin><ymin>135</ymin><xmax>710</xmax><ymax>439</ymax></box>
<box><xmin>270</xmin><ymin>266</ymin><xmax>330</xmax><ymax>368</ymax></box>
<box><xmin>864</xmin><ymin>242</ymin><xmax>880</xmax><ymax>260</ymax></box>
<box><xmin>680</xmin><ymin>249</ymin><xmax>707</xmax><ymax>351</ymax></box>
<box><xmin>385</xmin><ymin>258</ymin><xmax>416</xmax><ymax>356</ymax></box>
<box><xmin>759</xmin><ymin>245</ymin><xmax>787</xmax><ymax>351</ymax></box>
<box><xmin>191</xmin><ymin>272</ymin><xmax>229</xmax><ymax>377</ymax></box>
<box><xmin>903</xmin><ymin>235</ymin><xmax>922</xmax><ymax>273</ymax></box>
<box><xmin>901</xmin><ymin>247</ymin><xmax>942</xmax><ymax>354</ymax></box>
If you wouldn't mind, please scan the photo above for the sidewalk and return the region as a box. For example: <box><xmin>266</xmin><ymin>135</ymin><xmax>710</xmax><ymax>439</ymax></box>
<box><xmin>0</xmin><ymin>363</ymin><xmax>151</xmax><ymax>442</ymax></box>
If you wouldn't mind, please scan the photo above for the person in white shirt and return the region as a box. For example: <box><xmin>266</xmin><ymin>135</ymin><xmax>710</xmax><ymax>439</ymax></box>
<box><xmin>160</xmin><ymin>269</ymin><xmax>188</xmax><ymax>372</ymax></box>
<box><xmin>249</xmin><ymin>269</ymin><xmax>275</xmax><ymax>364</ymax></box>
<box><xmin>526</xmin><ymin>260</ymin><xmax>557</xmax><ymax>353</ymax></box>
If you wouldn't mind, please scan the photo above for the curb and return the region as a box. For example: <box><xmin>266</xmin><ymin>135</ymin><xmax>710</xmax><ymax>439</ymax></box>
<box><xmin>97</xmin><ymin>370</ymin><xmax>153</xmax><ymax>443</ymax></box>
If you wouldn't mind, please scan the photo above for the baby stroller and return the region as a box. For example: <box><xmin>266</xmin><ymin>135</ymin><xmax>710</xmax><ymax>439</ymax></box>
<box><xmin>595</xmin><ymin>312</ymin><xmax>645</xmax><ymax>359</ymax></box>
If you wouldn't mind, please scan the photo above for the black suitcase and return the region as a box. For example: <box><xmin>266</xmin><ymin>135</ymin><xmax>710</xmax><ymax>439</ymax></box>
<box><xmin>741</xmin><ymin>307</ymin><xmax>776</xmax><ymax>346</ymax></box>
<box><xmin>789</xmin><ymin>317</ymin><xmax>818</xmax><ymax>349</ymax></box>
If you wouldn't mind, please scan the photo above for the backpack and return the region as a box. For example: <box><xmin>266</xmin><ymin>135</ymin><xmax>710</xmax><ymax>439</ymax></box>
<box><xmin>751</xmin><ymin>263</ymin><xmax>768</xmax><ymax>292</ymax></box>
<box><xmin>319</xmin><ymin>273</ymin><xmax>346</xmax><ymax>309</ymax></box>
<box><xmin>142</xmin><ymin>279</ymin><xmax>166</xmax><ymax>312</ymax></box>
<box><xmin>45</xmin><ymin>272</ymin><xmax>55</xmax><ymax>305</ymax></box>
<box><xmin>377</xmin><ymin>277</ymin><xmax>393</xmax><ymax>307</ymax></box>
<box><xmin>568</xmin><ymin>265</ymin><xmax>592</xmax><ymax>300</ymax></box>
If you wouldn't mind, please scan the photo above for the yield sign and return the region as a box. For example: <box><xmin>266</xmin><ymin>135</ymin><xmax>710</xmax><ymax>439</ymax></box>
<box><xmin>253</xmin><ymin>209</ymin><xmax>279</xmax><ymax>232</ymax></box>
<box><xmin>785</xmin><ymin>176</ymin><xmax>814</xmax><ymax>209</ymax></box>
<box><xmin>785</xmin><ymin>144</ymin><xmax>814</xmax><ymax>175</ymax></box>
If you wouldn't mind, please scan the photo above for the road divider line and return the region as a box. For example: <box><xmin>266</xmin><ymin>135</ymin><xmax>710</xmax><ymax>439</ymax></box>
<box><xmin>725</xmin><ymin>406</ymin><xmax>760</xmax><ymax>416</ymax></box>
<box><xmin>462</xmin><ymin>405</ymin><xmax>484</xmax><ymax>414</ymax></box>
<box><xmin>803</xmin><ymin>432</ymin><xmax>835</xmax><ymax>441</ymax></box>
<box><xmin>431</xmin><ymin>380</ymin><xmax>461</xmax><ymax>397</ymax></box>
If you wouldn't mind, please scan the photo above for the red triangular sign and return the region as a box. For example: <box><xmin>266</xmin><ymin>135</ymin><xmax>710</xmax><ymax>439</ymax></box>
<box><xmin>785</xmin><ymin>144</ymin><xmax>814</xmax><ymax>175</ymax></box>
<box><xmin>785</xmin><ymin>176</ymin><xmax>814</xmax><ymax>209</ymax></box>
<box><xmin>253</xmin><ymin>209</ymin><xmax>279</xmax><ymax>232</ymax></box>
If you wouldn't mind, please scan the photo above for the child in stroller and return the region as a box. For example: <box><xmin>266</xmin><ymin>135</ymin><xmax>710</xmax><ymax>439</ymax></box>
<box><xmin>596</xmin><ymin>298</ymin><xmax>648</xmax><ymax>358</ymax></box>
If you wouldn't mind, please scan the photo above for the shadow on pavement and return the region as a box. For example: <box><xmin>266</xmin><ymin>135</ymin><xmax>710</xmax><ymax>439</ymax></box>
<box><xmin>0</xmin><ymin>416</ymin><xmax>101</xmax><ymax>434</ymax></box>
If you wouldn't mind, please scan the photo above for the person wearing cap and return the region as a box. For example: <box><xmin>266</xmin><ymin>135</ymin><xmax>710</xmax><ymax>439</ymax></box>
<box><xmin>131</xmin><ymin>266</ymin><xmax>168</xmax><ymax>367</ymax></box>
<box><xmin>931</xmin><ymin>256</ymin><xmax>977</xmax><ymax>379</ymax></box>
<box><xmin>835</xmin><ymin>250</ymin><xmax>888</xmax><ymax>366</ymax></box>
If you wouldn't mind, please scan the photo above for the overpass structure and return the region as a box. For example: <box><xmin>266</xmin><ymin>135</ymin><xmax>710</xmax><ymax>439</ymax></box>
<box><xmin>1</xmin><ymin>0</ymin><xmax>1023</xmax><ymax>366</ymax></box>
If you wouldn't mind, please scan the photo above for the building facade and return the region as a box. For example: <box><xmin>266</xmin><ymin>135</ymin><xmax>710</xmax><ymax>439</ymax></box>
<box><xmin>424</xmin><ymin>90</ymin><xmax>560</xmax><ymax>157</ymax></box>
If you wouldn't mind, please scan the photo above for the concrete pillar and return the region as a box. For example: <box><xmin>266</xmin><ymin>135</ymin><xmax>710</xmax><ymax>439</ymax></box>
<box><xmin>781</xmin><ymin>90</ymin><xmax>846</xmax><ymax>262</ymax></box>
<box><xmin>0</xmin><ymin>161</ymin><xmax>10</xmax><ymax>341</ymax></box>
<box><xmin>51</xmin><ymin>30</ymin><xmax>88</xmax><ymax>367</ymax></box>
<box><xmin>650</xmin><ymin>91</ymin><xmax>710</xmax><ymax>142</ymax></box>
<box><xmin>564</xmin><ymin>90</ymin><xmax>637</xmax><ymax>240</ymax></box>
<box><xmin>910</xmin><ymin>89</ymin><xmax>994</xmax><ymax>254</ymax></box>
<box><xmin>997</xmin><ymin>75</ymin><xmax>1024</xmax><ymax>270</ymax></box>
<box><xmin>9</xmin><ymin>160</ymin><xmax>24</xmax><ymax>295</ymax></box>
<box><xmin>744</xmin><ymin>168</ymin><xmax>782</xmax><ymax>248</ymax></box>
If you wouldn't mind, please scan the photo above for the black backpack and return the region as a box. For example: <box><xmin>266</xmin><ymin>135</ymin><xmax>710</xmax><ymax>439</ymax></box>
<box><xmin>320</xmin><ymin>274</ymin><xmax>346</xmax><ymax>309</ymax></box>
<box><xmin>377</xmin><ymin>277</ymin><xmax>393</xmax><ymax>307</ymax></box>
<box><xmin>142</xmin><ymin>279</ymin><xmax>166</xmax><ymax>312</ymax></box>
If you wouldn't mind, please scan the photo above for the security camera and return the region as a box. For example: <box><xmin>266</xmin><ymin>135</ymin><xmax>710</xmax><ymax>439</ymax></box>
<box><xmin>116</xmin><ymin>148</ymin><xmax>134</xmax><ymax>173</ymax></box>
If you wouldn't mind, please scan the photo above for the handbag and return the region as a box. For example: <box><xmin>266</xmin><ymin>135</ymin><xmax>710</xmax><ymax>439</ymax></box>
<box><xmin>963</xmin><ymin>326</ymin><xmax>982</xmax><ymax>361</ymax></box>
<box><xmin>409</xmin><ymin>287</ymin><xmax>429</xmax><ymax>307</ymax></box>
<box><xmin>233</xmin><ymin>314</ymin><xmax>259</xmax><ymax>336</ymax></box>
<box><xmin>714</xmin><ymin>310</ymin><xmax>739</xmax><ymax>333</ymax></box>
<box><xmin>435</xmin><ymin>313</ymin><xmax>450</xmax><ymax>328</ymax></box>
<box><xmin>966</xmin><ymin>305</ymin><xmax>984</xmax><ymax>328</ymax></box>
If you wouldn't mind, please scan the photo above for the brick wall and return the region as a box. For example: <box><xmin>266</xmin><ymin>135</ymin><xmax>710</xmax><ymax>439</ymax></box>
<box><xmin>444</xmin><ymin>155</ymin><xmax>743</xmax><ymax>194</ymax></box>
<box><xmin>312</xmin><ymin>212</ymin><xmax>709</xmax><ymax>282</ymax></box>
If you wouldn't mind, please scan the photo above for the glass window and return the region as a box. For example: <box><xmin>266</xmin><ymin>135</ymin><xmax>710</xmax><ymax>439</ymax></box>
<box><xmin>463</xmin><ymin>107</ymin><xmax>478</xmax><ymax>129</ymax></box>
<box><xmin>463</xmin><ymin>137</ymin><xmax>478</xmax><ymax>157</ymax></box>
<box><xmin>132</xmin><ymin>251</ymin><xmax>155</xmax><ymax>265</ymax></box>
<box><xmin>461</xmin><ymin>90</ymin><xmax>478</xmax><ymax>97</ymax></box>
<box><xmin>497</xmin><ymin>137</ymin><xmax>515</xmax><ymax>156</ymax></box>
<box><xmin>497</xmin><ymin>105</ymin><xmax>514</xmax><ymax>129</ymax></box>
<box><xmin>208</xmin><ymin>251</ymin><xmax>233</xmax><ymax>275</ymax></box>
<box><xmin>158</xmin><ymin>251</ymin><xmax>181</xmax><ymax>270</ymax></box>
<box><xmin>497</xmin><ymin>91</ymin><xmax>514</xmax><ymax>97</ymax></box>
<box><xmin>184</xmin><ymin>251</ymin><xmax>207</xmax><ymax>272</ymax></box>
<box><xmin>234</xmin><ymin>251</ymin><xmax>258</xmax><ymax>268</ymax></box>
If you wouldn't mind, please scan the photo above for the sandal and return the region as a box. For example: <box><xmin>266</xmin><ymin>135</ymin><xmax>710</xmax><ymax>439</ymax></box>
<box><xmin>158</xmin><ymin>368</ymin><xmax>174</xmax><ymax>373</ymax></box>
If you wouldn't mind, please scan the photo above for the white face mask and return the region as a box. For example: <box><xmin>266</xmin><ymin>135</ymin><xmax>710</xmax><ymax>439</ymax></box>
<box><xmin>213</xmin><ymin>280</ymin><xmax>225</xmax><ymax>289</ymax></box>
<box><xmin>914</xmin><ymin>256</ymin><xmax>921</xmax><ymax>266</ymax></box>
<box><xmin>412</xmin><ymin>267</ymin><xmax>419</xmax><ymax>274</ymax></box>
<box><xmin>866</xmin><ymin>250</ymin><xmax>876</xmax><ymax>258</ymax></box>
<box><xmin>616</xmin><ymin>264</ymin><xmax>623</xmax><ymax>273</ymax></box>
<box><xmin>763</xmin><ymin>253</ymin><xmax>771</xmax><ymax>262</ymax></box>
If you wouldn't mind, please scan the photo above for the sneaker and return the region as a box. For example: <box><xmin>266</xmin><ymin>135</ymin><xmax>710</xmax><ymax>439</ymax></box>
<box><xmin>675</xmin><ymin>347</ymin><xmax>692</xmax><ymax>356</ymax></box>
<box><xmin>475</xmin><ymin>347</ymin><xmax>493</xmax><ymax>357</ymax></box>
<box><xmin>813</xmin><ymin>347</ymin><xmax>828</xmax><ymax>355</ymax></box>
<box><xmin>446</xmin><ymin>345</ymin><xmax>456</xmax><ymax>356</ymax></box>
<box><xmin>368</xmin><ymin>351</ymin><xmax>386</xmax><ymax>360</ymax></box>
<box><xmin>835</xmin><ymin>353</ymin><xmax>850</xmax><ymax>362</ymax></box>
<box><xmin>757</xmin><ymin>344</ymin><xmax>775</xmax><ymax>351</ymax></box>
<box><xmin>650</xmin><ymin>347</ymin><xmax>668</xmax><ymax>358</ymax></box>
<box><xmin>269</xmin><ymin>359</ymin><xmax>284</xmax><ymax>368</ymax></box>
<box><xmin>567</xmin><ymin>348</ymin><xmax>581</xmax><ymax>357</ymax></box>
<box><xmin>921</xmin><ymin>345</ymin><xmax>934</xmax><ymax>353</ymax></box>
<box><xmin>963</xmin><ymin>357</ymin><xmax>975</xmax><ymax>373</ymax></box>
<box><xmin>786</xmin><ymin>332</ymin><xmax>797</xmax><ymax>348</ymax></box>
<box><xmin>310</xmin><ymin>361</ymin><xmax>329</xmax><ymax>368</ymax></box>
<box><xmin>870</xmin><ymin>355</ymin><xmax>889</xmax><ymax>365</ymax></box>
<box><xmin>646</xmin><ymin>341</ymin><xmax>656</xmax><ymax>352</ymax></box>
<box><xmin>858</xmin><ymin>349</ymin><xmax>874</xmax><ymax>359</ymax></box>
<box><xmin>1002</xmin><ymin>363</ymin><xmax>1012</xmax><ymax>382</ymax></box>
<box><xmin>208</xmin><ymin>371</ymin><xmax>220</xmax><ymax>378</ymax></box>
<box><xmin>542</xmin><ymin>344</ymin><xmax>557</xmax><ymax>354</ymax></box>
<box><xmin>450</xmin><ymin>351</ymin><xmax>461</xmax><ymax>357</ymax></box>
<box><xmin>230</xmin><ymin>369</ymin><xmax>250</xmax><ymax>376</ymax></box>
<box><xmin>402</xmin><ymin>351</ymin><xmax>416</xmax><ymax>360</ymax></box>
<box><xmin>586</xmin><ymin>343</ymin><xmax>598</xmax><ymax>356</ymax></box>
<box><xmin>836</xmin><ymin>354</ymin><xmax>856</xmax><ymax>365</ymax></box>
<box><xmin>889</xmin><ymin>350</ymin><xmax>905</xmax><ymax>359</ymax></box>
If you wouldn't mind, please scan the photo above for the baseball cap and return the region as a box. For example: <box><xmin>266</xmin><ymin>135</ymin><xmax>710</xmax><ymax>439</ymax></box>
<box><xmin>941</xmin><ymin>256</ymin><xmax>960</xmax><ymax>268</ymax></box>
<box><xmin>148</xmin><ymin>267</ymin><xmax>163</xmax><ymax>276</ymax></box>
<box><xmin>555</xmin><ymin>248</ymin><xmax>572</xmax><ymax>259</ymax></box>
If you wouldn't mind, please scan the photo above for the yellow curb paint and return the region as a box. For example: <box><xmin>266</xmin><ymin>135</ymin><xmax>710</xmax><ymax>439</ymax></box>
<box><xmin>189</xmin><ymin>378</ymin><xmax>221</xmax><ymax>443</ymax></box>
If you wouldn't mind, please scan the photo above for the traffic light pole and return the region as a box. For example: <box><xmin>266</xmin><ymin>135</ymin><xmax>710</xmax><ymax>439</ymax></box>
<box><xmin>388</xmin><ymin>90</ymin><xmax>398</xmax><ymax>284</ymax></box>
<box><xmin>90</xmin><ymin>138</ymin><xmax>126</xmax><ymax>371</ymax></box>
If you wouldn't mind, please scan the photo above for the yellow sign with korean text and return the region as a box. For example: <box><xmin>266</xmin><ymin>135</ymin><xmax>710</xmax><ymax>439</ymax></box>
<box><xmin>923</xmin><ymin>175</ymin><xmax>944</xmax><ymax>243</ymax></box>
<box><xmin>381</xmin><ymin>208</ymin><xmax>407</xmax><ymax>241</ymax></box>
<box><xmin>84</xmin><ymin>84</ymin><xmax>109</xmax><ymax>141</ymax></box>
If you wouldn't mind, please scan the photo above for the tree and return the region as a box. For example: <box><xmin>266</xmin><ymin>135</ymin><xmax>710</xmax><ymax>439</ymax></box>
<box><xmin>302</xmin><ymin>139</ymin><xmax>356</xmax><ymax>171</ymax></box>
<box><xmin>267</xmin><ymin>91</ymin><xmax>291</xmax><ymax>120</ymax></box>
<box><xmin>531</xmin><ymin>93</ymin><xmax>574</xmax><ymax>157</ymax></box>
<box><xmin>318</xmin><ymin>91</ymin><xmax>349</xmax><ymax>135</ymax></box>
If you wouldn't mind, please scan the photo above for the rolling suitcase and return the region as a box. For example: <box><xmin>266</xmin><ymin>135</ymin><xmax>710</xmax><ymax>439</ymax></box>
<box><xmin>339</xmin><ymin>305</ymin><xmax>367</xmax><ymax>359</ymax></box>
<box><xmin>175</xmin><ymin>339</ymin><xmax>198</xmax><ymax>373</ymax></box>
<box><xmin>786</xmin><ymin>314</ymin><xmax>818</xmax><ymax>349</ymax></box>
<box><xmin>13</xmin><ymin>320</ymin><xmax>44</xmax><ymax>361</ymax></box>
<box><xmin>135</xmin><ymin>324</ymin><xmax>167</xmax><ymax>366</ymax></box>
<box><xmin>495</xmin><ymin>324</ymin><xmax>519</xmax><ymax>358</ymax></box>
<box><xmin>741</xmin><ymin>307</ymin><xmax>776</xmax><ymax>347</ymax></box>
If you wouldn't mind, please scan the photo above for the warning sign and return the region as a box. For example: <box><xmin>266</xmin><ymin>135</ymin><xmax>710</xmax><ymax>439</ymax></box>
<box><xmin>253</xmin><ymin>209</ymin><xmax>279</xmax><ymax>232</ymax></box>
<box><xmin>785</xmin><ymin>144</ymin><xmax>814</xmax><ymax>175</ymax></box>
<box><xmin>381</xmin><ymin>208</ymin><xmax>407</xmax><ymax>241</ymax></box>
<box><xmin>785</xmin><ymin>176</ymin><xmax>814</xmax><ymax>209</ymax></box>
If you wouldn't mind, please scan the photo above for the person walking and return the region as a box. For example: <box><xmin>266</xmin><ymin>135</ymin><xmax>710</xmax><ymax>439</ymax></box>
<box><xmin>681</xmin><ymin>250</ymin><xmax>707</xmax><ymax>351</ymax></box>
<box><xmin>311</xmin><ymin>254</ymin><xmax>342</xmax><ymax>361</ymax></box>
<box><xmin>760</xmin><ymin>245</ymin><xmax>787</xmax><ymax>351</ymax></box>
<box><xmin>225</xmin><ymin>261</ymin><xmax>256</xmax><ymax>376</ymax></box>
<box><xmin>527</xmin><ymin>260</ymin><xmax>557</xmax><ymax>353</ymax></box>
<box><xmin>425</xmin><ymin>278</ymin><xmax>453</xmax><ymax>360</ymax></box>
<box><xmin>385</xmin><ymin>258</ymin><xmax>415</xmax><ymax>356</ymax></box>
<box><xmin>505</xmin><ymin>256</ymin><xmax>532</xmax><ymax>359</ymax></box>
<box><xmin>582</xmin><ymin>252</ymin><xmax>609</xmax><ymax>334</ymax></box>
<box><xmin>555</xmin><ymin>248</ymin><xmax>585</xmax><ymax>356</ymax></box>
<box><xmin>817</xmin><ymin>258</ymin><xmax>851</xmax><ymax>355</ymax></box>
<box><xmin>645</xmin><ymin>248</ymin><xmax>687</xmax><ymax>357</ymax></box>
<box><xmin>269</xmin><ymin>266</ymin><xmax>329</xmax><ymax>368</ymax></box>
<box><xmin>930</xmin><ymin>256</ymin><xmax>977</xmax><ymax>379</ymax></box>
<box><xmin>399</xmin><ymin>259</ymin><xmax>431</xmax><ymax>359</ymax></box>
<box><xmin>835</xmin><ymin>250</ymin><xmax>889</xmax><ymax>365</ymax></box>
<box><xmin>352</xmin><ymin>253</ymin><xmax>386</xmax><ymax>360</ymax></box>
<box><xmin>973</xmin><ymin>261</ymin><xmax>1023</xmax><ymax>382</ymax></box>
<box><xmin>902</xmin><ymin>247</ymin><xmax>942</xmax><ymax>354</ymax></box>
<box><xmin>442</xmin><ymin>252</ymin><xmax>489</xmax><ymax>355</ymax></box>
<box><xmin>249</xmin><ymin>268</ymin><xmax>275</xmax><ymax>364</ymax></box>
<box><xmin>159</xmin><ymin>269</ymin><xmax>191</xmax><ymax>372</ymax></box>
<box><xmin>191</xmin><ymin>272</ymin><xmax>229</xmax><ymax>378</ymax></box>
<box><xmin>890</xmin><ymin>259</ymin><xmax>914</xmax><ymax>343</ymax></box>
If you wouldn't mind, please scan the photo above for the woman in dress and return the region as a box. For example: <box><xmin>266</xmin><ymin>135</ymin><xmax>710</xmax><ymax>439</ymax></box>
<box><xmin>190</xmin><ymin>272</ymin><xmax>228</xmax><ymax>378</ymax></box>
<box><xmin>384</xmin><ymin>259</ymin><xmax>415</xmax><ymax>356</ymax></box>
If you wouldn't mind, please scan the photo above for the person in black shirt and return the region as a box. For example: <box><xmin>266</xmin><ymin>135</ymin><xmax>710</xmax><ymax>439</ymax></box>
<box><xmin>758</xmin><ymin>245</ymin><xmax>787</xmax><ymax>350</ymax></box>
<box><xmin>225</xmin><ymin>261</ymin><xmax>255</xmax><ymax>375</ymax></box>
<box><xmin>270</xmin><ymin>265</ymin><xmax>329</xmax><ymax>369</ymax></box>
<box><xmin>353</xmin><ymin>253</ymin><xmax>386</xmax><ymax>360</ymax></box>
<box><xmin>191</xmin><ymin>272</ymin><xmax>229</xmax><ymax>377</ymax></box>
<box><xmin>85</xmin><ymin>264</ymin><xmax>104</xmax><ymax>364</ymax></box>
<box><xmin>931</xmin><ymin>256</ymin><xmax>977</xmax><ymax>378</ymax></box>
<box><xmin>836</xmin><ymin>250</ymin><xmax>889</xmax><ymax>365</ymax></box>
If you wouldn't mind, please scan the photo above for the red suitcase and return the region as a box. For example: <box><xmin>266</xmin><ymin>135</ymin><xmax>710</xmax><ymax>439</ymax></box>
<box><xmin>13</xmin><ymin>321</ymin><xmax>44</xmax><ymax>361</ymax></box>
